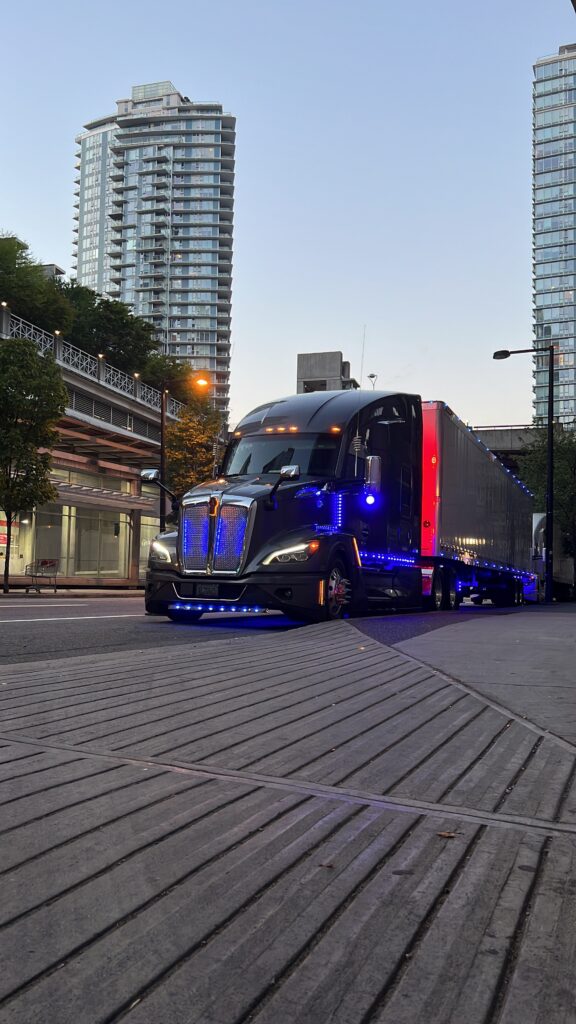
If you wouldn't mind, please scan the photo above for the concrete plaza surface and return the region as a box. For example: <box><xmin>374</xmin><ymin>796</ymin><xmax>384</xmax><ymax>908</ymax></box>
<box><xmin>0</xmin><ymin>607</ymin><xmax>576</xmax><ymax>1023</ymax></box>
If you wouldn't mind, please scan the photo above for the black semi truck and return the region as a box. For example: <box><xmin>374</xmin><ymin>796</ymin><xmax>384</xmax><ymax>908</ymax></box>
<box><xmin>143</xmin><ymin>390</ymin><xmax>535</xmax><ymax>622</ymax></box>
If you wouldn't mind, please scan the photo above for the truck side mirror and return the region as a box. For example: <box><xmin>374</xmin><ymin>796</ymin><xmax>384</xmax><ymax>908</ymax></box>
<box><xmin>265</xmin><ymin>465</ymin><xmax>301</xmax><ymax>510</ymax></box>
<box><xmin>280</xmin><ymin>465</ymin><xmax>300</xmax><ymax>480</ymax></box>
<box><xmin>141</xmin><ymin>468</ymin><xmax>160</xmax><ymax>482</ymax></box>
<box><xmin>365</xmin><ymin>455</ymin><xmax>381</xmax><ymax>491</ymax></box>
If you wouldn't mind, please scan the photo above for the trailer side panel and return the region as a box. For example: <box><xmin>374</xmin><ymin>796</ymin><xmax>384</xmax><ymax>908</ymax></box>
<box><xmin>422</xmin><ymin>402</ymin><xmax>532</xmax><ymax>572</ymax></box>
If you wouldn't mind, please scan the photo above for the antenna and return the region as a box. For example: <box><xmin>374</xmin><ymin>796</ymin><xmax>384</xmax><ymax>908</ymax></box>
<box><xmin>359</xmin><ymin>324</ymin><xmax>366</xmax><ymax>388</ymax></box>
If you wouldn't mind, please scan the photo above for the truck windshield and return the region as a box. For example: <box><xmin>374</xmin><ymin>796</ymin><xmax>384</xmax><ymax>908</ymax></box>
<box><xmin>222</xmin><ymin>433</ymin><xmax>340</xmax><ymax>477</ymax></box>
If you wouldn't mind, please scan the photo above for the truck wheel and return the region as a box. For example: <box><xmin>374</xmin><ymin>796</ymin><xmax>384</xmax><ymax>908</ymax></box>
<box><xmin>167</xmin><ymin>609</ymin><xmax>204</xmax><ymax>624</ymax></box>
<box><xmin>324</xmin><ymin>558</ymin><xmax>351</xmax><ymax>620</ymax></box>
<box><xmin>145</xmin><ymin>601</ymin><xmax>166</xmax><ymax>615</ymax></box>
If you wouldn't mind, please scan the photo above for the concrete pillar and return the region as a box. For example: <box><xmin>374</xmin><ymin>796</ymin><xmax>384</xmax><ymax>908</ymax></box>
<box><xmin>0</xmin><ymin>305</ymin><xmax>11</xmax><ymax>340</ymax></box>
<box><xmin>129</xmin><ymin>510</ymin><xmax>142</xmax><ymax>586</ymax></box>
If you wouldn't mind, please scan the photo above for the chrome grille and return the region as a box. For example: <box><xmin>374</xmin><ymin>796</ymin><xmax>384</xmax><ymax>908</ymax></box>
<box><xmin>181</xmin><ymin>501</ymin><xmax>210</xmax><ymax>570</ymax></box>
<box><xmin>213</xmin><ymin>504</ymin><xmax>250</xmax><ymax>572</ymax></box>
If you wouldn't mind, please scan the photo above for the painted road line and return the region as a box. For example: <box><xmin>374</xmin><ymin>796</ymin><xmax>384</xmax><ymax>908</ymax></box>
<box><xmin>0</xmin><ymin>614</ymin><xmax>145</xmax><ymax>624</ymax></box>
<box><xmin>0</xmin><ymin>603</ymin><xmax>98</xmax><ymax>609</ymax></box>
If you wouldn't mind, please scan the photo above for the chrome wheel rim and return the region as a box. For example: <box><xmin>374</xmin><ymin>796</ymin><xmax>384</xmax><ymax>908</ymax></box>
<box><xmin>326</xmin><ymin>566</ymin><xmax>349</xmax><ymax>618</ymax></box>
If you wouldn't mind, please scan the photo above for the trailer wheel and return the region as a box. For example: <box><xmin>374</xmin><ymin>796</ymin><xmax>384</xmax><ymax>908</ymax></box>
<box><xmin>167</xmin><ymin>609</ymin><xmax>204</xmax><ymax>624</ymax></box>
<box><xmin>425</xmin><ymin>569</ymin><xmax>444</xmax><ymax>611</ymax></box>
<box><xmin>442</xmin><ymin>571</ymin><xmax>460</xmax><ymax>611</ymax></box>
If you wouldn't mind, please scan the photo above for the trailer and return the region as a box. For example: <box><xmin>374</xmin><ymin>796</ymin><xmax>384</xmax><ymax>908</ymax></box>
<box><xmin>143</xmin><ymin>390</ymin><xmax>535</xmax><ymax>622</ymax></box>
<box><xmin>420</xmin><ymin>402</ymin><xmax>534</xmax><ymax>608</ymax></box>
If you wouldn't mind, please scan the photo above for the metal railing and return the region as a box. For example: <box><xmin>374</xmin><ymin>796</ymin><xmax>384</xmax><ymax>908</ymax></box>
<box><xmin>8</xmin><ymin>313</ymin><xmax>183</xmax><ymax>418</ymax></box>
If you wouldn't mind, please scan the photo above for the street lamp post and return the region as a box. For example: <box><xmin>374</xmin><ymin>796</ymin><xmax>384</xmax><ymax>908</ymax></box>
<box><xmin>157</xmin><ymin>372</ymin><xmax>210</xmax><ymax>533</ymax></box>
<box><xmin>159</xmin><ymin>386</ymin><xmax>169</xmax><ymax>533</ymax></box>
<box><xmin>493</xmin><ymin>344</ymin><xmax>555</xmax><ymax>604</ymax></box>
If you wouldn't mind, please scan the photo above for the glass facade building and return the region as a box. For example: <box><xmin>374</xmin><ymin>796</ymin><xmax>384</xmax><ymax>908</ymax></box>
<box><xmin>533</xmin><ymin>45</ymin><xmax>576</xmax><ymax>424</ymax></box>
<box><xmin>73</xmin><ymin>82</ymin><xmax>235</xmax><ymax>419</ymax></box>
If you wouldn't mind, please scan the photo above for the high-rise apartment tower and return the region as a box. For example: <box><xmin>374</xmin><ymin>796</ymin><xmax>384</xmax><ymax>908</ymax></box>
<box><xmin>533</xmin><ymin>46</ymin><xmax>576</xmax><ymax>424</ymax></box>
<box><xmin>73</xmin><ymin>82</ymin><xmax>235</xmax><ymax>418</ymax></box>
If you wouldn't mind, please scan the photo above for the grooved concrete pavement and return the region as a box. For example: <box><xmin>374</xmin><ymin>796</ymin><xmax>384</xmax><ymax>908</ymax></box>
<box><xmin>1</xmin><ymin>610</ymin><xmax>575</xmax><ymax>1023</ymax></box>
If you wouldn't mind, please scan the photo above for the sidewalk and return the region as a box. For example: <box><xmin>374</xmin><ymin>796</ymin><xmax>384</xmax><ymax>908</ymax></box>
<box><xmin>0</xmin><ymin>607</ymin><xmax>575</xmax><ymax>1023</ymax></box>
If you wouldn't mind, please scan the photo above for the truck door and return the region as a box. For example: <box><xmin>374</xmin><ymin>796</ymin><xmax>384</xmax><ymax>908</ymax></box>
<box><xmin>365</xmin><ymin>397</ymin><xmax>420</xmax><ymax>556</ymax></box>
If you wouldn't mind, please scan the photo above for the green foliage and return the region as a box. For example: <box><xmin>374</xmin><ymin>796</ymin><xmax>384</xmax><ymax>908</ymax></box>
<box><xmin>0</xmin><ymin>235</ymin><xmax>73</xmax><ymax>334</ymax></box>
<box><xmin>0</xmin><ymin>339</ymin><xmax>68</xmax><ymax>591</ymax></box>
<box><xmin>518</xmin><ymin>427</ymin><xmax>576</xmax><ymax>558</ymax></box>
<box><xmin>141</xmin><ymin>353</ymin><xmax>196</xmax><ymax>403</ymax></box>
<box><xmin>165</xmin><ymin>397</ymin><xmax>224</xmax><ymax>496</ymax></box>
<box><xmin>61</xmin><ymin>281</ymin><xmax>158</xmax><ymax>372</ymax></box>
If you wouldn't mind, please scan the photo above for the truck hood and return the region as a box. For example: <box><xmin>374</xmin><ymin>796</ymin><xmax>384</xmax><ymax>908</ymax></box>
<box><xmin>181</xmin><ymin>476</ymin><xmax>309</xmax><ymax>502</ymax></box>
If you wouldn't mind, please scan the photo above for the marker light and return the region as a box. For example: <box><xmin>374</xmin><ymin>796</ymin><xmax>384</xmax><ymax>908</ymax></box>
<box><xmin>330</xmin><ymin>426</ymin><xmax>342</xmax><ymax>433</ymax></box>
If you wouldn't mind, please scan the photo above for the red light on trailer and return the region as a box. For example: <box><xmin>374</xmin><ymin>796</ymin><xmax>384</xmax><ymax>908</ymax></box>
<box><xmin>421</xmin><ymin>405</ymin><xmax>441</xmax><ymax>557</ymax></box>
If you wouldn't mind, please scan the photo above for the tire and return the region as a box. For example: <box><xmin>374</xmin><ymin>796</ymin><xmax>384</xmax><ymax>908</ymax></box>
<box><xmin>425</xmin><ymin>569</ymin><xmax>444</xmax><ymax>611</ymax></box>
<box><xmin>320</xmin><ymin>558</ymin><xmax>352</xmax><ymax>621</ymax></box>
<box><xmin>491</xmin><ymin>583</ymin><xmax>515</xmax><ymax>608</ymax></box>
<box><xmin>145</xmin><ymin>600</ymin><xmax>166</xmax><ymax>615</ymax></box>
<box><xmin>441</xmin><ymin>571</ymin><xmax>459</xmax><ymax>611</ymax></box>
<box><xmin>167</xmin><ymin>609</ymin><xmax>204</xmax><ymax>623</ymax></box>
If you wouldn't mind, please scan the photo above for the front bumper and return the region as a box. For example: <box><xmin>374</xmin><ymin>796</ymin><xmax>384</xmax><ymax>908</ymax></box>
<box><xmin>145</xmin><ymin>569</ymin><xmax>323</xmax><ymax>616</ymax></box>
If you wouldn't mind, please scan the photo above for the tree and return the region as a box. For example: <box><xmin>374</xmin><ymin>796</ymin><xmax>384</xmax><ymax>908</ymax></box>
<box><xmin>518</xmin><ymin>427</ymin><xmax>576</xmax><ymax>589</ymax></box>
<box><xmin>61</xmin><ymin>281</ymin><xmax>158</xmax><ymax>372</ymax></box>
<box><xmin>165</xmin><ymin>397</ymin><xmax>224</xmax><ymax>496</ymax></box>
<box><xmin>0</xmin><ymin>339</ymin><xmax>68</xmax><ymax>592</ymax></box>
<box><xmin>141</xmin><ymin>353</ymin><xmax>197</xmax><ymax>403</ymax></box>
<box><xmin>0</xmin><ymin>235</ymin><xmax>74</xmax><ymax>334</ymax></box>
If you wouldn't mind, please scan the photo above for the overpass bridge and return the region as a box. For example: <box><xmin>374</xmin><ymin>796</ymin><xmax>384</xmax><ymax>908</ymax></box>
<box><xmin>1</xmin><ymin>309</ymin><xmax>184</xmax><ymax>466</ymax></box>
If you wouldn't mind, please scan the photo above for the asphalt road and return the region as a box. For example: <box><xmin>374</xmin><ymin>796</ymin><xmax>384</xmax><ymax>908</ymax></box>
<box><xmin>0</xmin><ymin>594</ymin><xmax>531</xmax><ymax>666</ymax></box>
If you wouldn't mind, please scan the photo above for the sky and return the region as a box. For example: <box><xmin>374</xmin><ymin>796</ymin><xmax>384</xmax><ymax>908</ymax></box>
<box><xmin>1</xmin><ymin>0</ymin><xmax>575</xmax><ymax>428</ymax></box>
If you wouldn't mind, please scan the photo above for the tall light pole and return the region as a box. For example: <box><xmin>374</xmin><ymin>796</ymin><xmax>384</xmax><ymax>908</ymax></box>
<box><xmin>158</xmin><ymin>372</ymin><xmax>210</xmax><ymax>533</ymax></box>
<box><xmin>159</xmin><ymin>386</ymin><xmax>169</xmax><ymax>532</ymax></box>
<box><xmin>493</xmin><ymin>344</ymin><xmax>555</xmax><ymax>603</ymax></box>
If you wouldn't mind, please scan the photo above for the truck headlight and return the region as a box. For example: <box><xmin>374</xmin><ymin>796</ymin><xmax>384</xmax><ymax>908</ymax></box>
<box><xmin>262</xmin><ymin>540</ymin><xmax>320</xmax><ymax>565</ymax></box>
<box><xmin>150</xmin><ymin>540</ymin><xmax>173</xmax><ymax>563</ymax></box>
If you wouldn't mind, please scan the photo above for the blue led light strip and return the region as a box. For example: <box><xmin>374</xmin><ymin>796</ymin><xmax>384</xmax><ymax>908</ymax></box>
<box><xmin>170</xmin><ymin>603</ymin><xmax>263</xmax><ymax>613</ymax></box>
<box><xmin>360</xmin><ymin>550</ymin><xmax>417</xmax><ymax>567</ymax></box>
<box><xmin>331</xmin><ymin>492</ymin><xmax>344</xmax><ymax>529</ymax></box>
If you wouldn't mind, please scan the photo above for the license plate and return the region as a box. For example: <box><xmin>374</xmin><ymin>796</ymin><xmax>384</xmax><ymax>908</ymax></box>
<box><xmin>196</xmin><ymin>583</ymin><xmax>219</xmax><ymax>597</ymax></box>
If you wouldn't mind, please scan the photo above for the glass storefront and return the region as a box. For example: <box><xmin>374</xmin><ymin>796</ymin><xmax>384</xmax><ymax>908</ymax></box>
<box><xmin>1</xmin><ymin>503</ymin><xmax>158</xmax><ymax>581</ymax></box>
